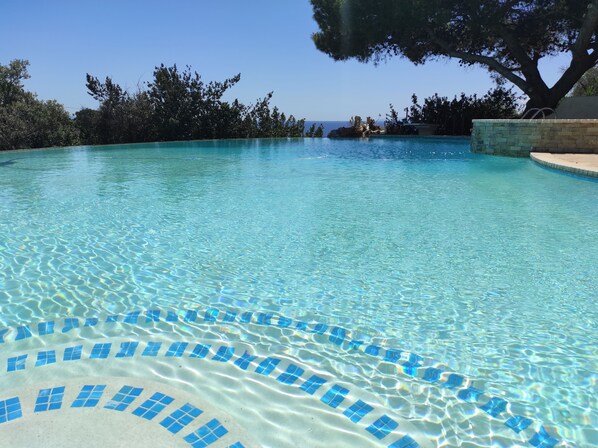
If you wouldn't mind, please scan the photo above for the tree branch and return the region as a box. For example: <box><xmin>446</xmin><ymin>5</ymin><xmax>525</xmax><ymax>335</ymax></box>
<box><xmin>573</xmin><ymin>1</ymin><xmax>598</xmax><ymax>58</ymax></box>
<box><xmin>551</xmin><ymin>49</ymin><xmax>598</xmax><ymax>99</ymax></box>
<box><xmin>496</xmin><ymin>25</ymin><xmax>548</xmax><ymax>92</ymax></box>
<box><xmin>428</xmin><ymin>32</ymin><xmax>531</xmax><ymax>94</ymax></box>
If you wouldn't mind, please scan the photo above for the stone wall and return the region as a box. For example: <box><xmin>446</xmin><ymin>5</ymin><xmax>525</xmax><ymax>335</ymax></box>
<box><xmin>471</xmin><ymin>119</ymin><xmax>598</xmax><ymax>157</ymax></box>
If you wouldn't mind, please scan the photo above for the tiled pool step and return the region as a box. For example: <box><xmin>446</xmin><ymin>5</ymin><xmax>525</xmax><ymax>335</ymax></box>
<box><xmin>0</xmin><ymin>383</ymin><xmax>247</xmax><ymax>448</ymax></box>
<box><xmin>0</xmin><ymin>308</ymin><xmax>561</xmax><ymax>447</ymax></box>
<box><xmin>2</xmin><ymin>340</ymin><xmax>420</xmax><ymax>448</ymax></box>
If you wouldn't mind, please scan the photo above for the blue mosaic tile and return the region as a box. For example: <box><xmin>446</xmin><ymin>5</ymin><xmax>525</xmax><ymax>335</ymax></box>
<box><xmin>295</xmin><ymin>321</ymin><xmax>308</xmax><ymax>330</ymax></box>
<box><xmin>90</xmin><ymin>343</ymin><xmax>112</xmax><ymax>359</ymax></box>
<box><xmin>227</xmin><ymin>443</ymin><xmax>245</xmax><ymax>448</ymax></box>
<box><xmin>146</xmin><ymin>309</ymin><xmax>161</xmax><ymax>323</ymax></box>
<box><xmin>422</xmin><ymin>368</ymin><xmax>442</xmax><ymax>383</ymax></box>
<box><xmin>104</xmin><ymin>386</ymin><xmax>143</xmax><ymax>411</ymax></box>
<box><xmin>401</xmin><ymin>354</ymin><xmax>423</xmax><ymax>376</ymax></box>
<box><xmin>329</xmin><ymin>327</ymin><xmax>346</xmax><ymax>345</ymax></box>
<box><xmin>36</xmin><ymin>350</ymin><xmax>57</xmax><ymax>367</ymax></box>
<box><xmin>320</xmin><ymin>385</ymin><xmax>349</xmax><ymax>409</ymax></box>
<box><xmin>343</xmin><ymin>399</ymin><xmax>373</xmax><ymax>423</ymax></box>
<box><xmin>16</xmin><ymin>325</ymin><xmax>32</xmax><ymax>341</ymax></box>
<box><xmin>234</xmin><ymin>351</ymin><xmax>257</xmax><ymax>370</ymax></box>
<box><xmin>0</xmin><ymin>397</ymin><xmax>22</xmax><ymax>423</ymax></box>
<box><xmin>388</xmin><ymin>435</ymin><xmax>419</xmax><ymax>448</ymax></box>
<box><xmin>0</xmin><ymin>328</ymin><xmax>7</xmax><ymax>344</ymax></box>
<box><xmin>366</xmin><ymin>415</ymin><xmax>398</xmax><ymax>440</ymax></box>
<box><xmin>277</xmin><ymin>363</ymin><xmax>304</xmax><ymax>385</ymax></box>
<box><xmin>190</xmin><ymin>344</ymin><xmax>211</xmax><ymax>359</ymax></box>
<box><xmin>184</xmin><ymin>310</ymin><xmax>198</xmax><ymax>322</ymax></box>
<box><xmin>528</xmin><ymin>426</ymin><xmax>559</xmax><ymax>448</ymax></box>
<box><xmin>34</xmin><ymin>386</ymin><xmax>65</xmax><ymax>412</ymax></box>
<box><xmin>505</xmin><ymin>415</ymin><xmax>533</xmax><ymax>433</ymax></box>
<box><xmin>239</xmin><ymin>312</ymin><xmax>253</xmax><ymax>323</ymax></box>
<box><xmin>479</xmin><ymin>397</ymin><xmax>508</xmax><ymax>417</ymax></box>
<box><xmin>7</xmin><ymin>354</ymin><xmax>27</xmax><ymax>372</ymax></box>
<box><xmin>84</xmin><ymin>317</ymin><xmax>98</xmax><ymax>327</ymax></box>
<box><xmin>277</xmin><ymin>316</ymin><xmax>292</xmax><ymax>328</ymax></box>
<box><xmin>443</xmin><ymin>374</ymin><xmax>464</xmax><ymax>389</ymax></box>
<box><xmin>38</xmin><ymin>321</ymin><xmax>54</xmax><ymax>336</ymax></box>
<box><xmin>123</xmin><ymin>311</ymin><xmax>140</xmax><ymax>324</ymax></box>
<box><xmin>223</xmin><ymin>311</ymin><xmax>237</xmax><ymax>322</ymax></box>
<box><xmin>184</xmin><ymin>418</ymin><xmax>228</xmax><ymax>447</ymax></box>
<box><xmin>457</xmin><ymin>387</ymin><xmax>484</xmax><ymax>403</ymax></box>
<box><xmin>142</xmin><ymin>342</ymin><xmax>162</xmax><ymax>357</ymax></box>
<box><xmin>204</xmin><ymin>309</ymin><xmax>219</xmax><ymax>322</ymax></box>
<box><xmin>257</xmin><ymin>313</ymin><xmax>273</xmax><ymax>325</ymax></box>
<box><xmin>72</xmin><ymin>385</ymin><xmax>106</xmax><ymax>408</ymax></box>
<box><xmin>348</xmin><ymin>339</ymin><xmax>364</xmax><ymax>350</ymax></box>
<box><xmin>255</xmin><ymin>357</ymin><xmax>280</xmax><ymax>375</ymax></box>
<box><xmin>63</xmin><ymin>345</ymin><xmax>83</xmax><ymax>361</ymax></box>
<box><xmin>312</xmin><ymin>323</ymin><xmax>328</xmax><ymax>334</ymax></box>
<box><xmin>300</xmin><ymin>375</ymin><xmax>326</xmax><ymax>395</ymax></box>
<box><xmin>384</xmin><ymin>349</ymin><xmax>402</xmax><ymax>363</ymax></box>
<box><xmin>132</xmin><ymin>392</ymin><xmax>174</xmax><ymax>420</ymax></box>
<box><xmin>212</xmin><ymin>346</ymin><xmax>234</xmax><ymax>362</ymax></box>
<box><xmin>116</xmin><ymin>341</ymin><xmax>139</xmax><ymax>358</ymax></box>
<box><xmin>166</xmin><ymin>311</ymin><xmax>178</xmax><ymax>322</ymax></box>
<box><xmin>165</xmin><ymin>342</ymin><xmax>188</xmax><ymax>357</ymax></box>
<box><xmin>365</xmin><ymin>345</ymin><xmax>381</xmax><ymax>356</ymax></box>
<box><xmin>160</xmin><ymin>403</ymin><xmax>203</xmax><ymax>434</ymax></box>
<box><xmin>62</xmin><ymin>318</ymin><xmax>79</xmax><ymax>333</ymax></box>
<box><xmin>106</xmin><ymin>315</ymin><xmax>119</xmax><ymax>323</ymax></box>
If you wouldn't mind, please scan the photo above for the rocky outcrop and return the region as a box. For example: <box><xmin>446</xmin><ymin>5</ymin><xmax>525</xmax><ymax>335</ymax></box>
<box><xmin>328</xmin><ymin>116</ymin><xmax>385</xmax><ymax>138</ymax></box>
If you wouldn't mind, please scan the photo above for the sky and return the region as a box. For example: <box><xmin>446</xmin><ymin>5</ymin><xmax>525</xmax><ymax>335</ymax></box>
<box><xmin>1</xmin><ymin>0</ymin><xmax>570</xmax><ymax>121</ymax></box>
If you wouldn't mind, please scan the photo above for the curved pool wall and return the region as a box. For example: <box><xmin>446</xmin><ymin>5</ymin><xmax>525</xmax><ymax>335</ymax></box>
<box><xmin>0</xmin><ymin>137</ymin><xmax>597</xmax><ymax>447</ymax></box>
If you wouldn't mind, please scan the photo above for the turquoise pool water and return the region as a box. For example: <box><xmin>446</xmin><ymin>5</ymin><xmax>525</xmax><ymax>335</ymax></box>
<box><xmin>0</xmin><ymin>138</ymin><xmax>596</xmax><ymax>447</ymax></box>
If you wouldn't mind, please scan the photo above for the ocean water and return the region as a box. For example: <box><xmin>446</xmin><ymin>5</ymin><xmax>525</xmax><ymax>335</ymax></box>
<box><xmin>0</xmin><ymin>137</ymin><xmax>596</xmax><ymax>447</ymax></box>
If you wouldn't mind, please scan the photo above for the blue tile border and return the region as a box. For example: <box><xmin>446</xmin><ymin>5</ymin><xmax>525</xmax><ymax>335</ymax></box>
<box><xmin>104</xmin><ymin>386</ymin><xmax>143</xmax><ymax>411</ymax></box>
<box><xmin>35</xmin><ymin>386</ymin><xmax>65</xmax><ymax>412</ymax></box>
<box><xmin>184</xmin><ymin>418</ymin><xmax>228</xmax><ymax>447</ymax></box>
<box><xmin>132</xmin><ymin>392</ymin><xmax>175</xmax><ymax>420</ymax></box>
<box><xmin>0</xmin><ymin>385</ymin><xmax>246</xmax><ymax>447</ymax></box>
<box><xmin>0</xmin><ymin>306</ymin><xmax>564</xmax><ymax>447</ymax></box>
<box><xmin>71</xmin><ymin>384</ymin><xmax>106</xmax><ymax>408</ymax></box>
<box><xmin>160</xmin><ymin>403</ymin><xmax>203</xmax><ymax>434</ymax></box>
<box><xmin>0</xmin><ymin>397</ymin><xmax>22</xmax><ymax>423</ymax></box>
<box><xmin>1</xmin><ymin>339</ymin><xmax>418</xmax><ymax>445</ymax></box>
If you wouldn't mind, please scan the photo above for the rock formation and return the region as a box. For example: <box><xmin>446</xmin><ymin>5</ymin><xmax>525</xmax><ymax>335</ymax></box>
<box><xmin>328</xmin><ymin>116</ymin><xmax>385</xmax><ymax>138</ymax></box>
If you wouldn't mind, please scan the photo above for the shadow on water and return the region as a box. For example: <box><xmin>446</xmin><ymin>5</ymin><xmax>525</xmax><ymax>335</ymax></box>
<box><xmin>0</xmin><ymin>159</ymin><xmax>19</xmax><ymax>167</ymax></box>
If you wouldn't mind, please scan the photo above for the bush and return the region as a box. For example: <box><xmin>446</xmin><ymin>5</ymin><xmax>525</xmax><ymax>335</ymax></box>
<box><xmin>386</xmin><ymin>87</ymin><xmax>519</xmax><ymax>136</ymax></box>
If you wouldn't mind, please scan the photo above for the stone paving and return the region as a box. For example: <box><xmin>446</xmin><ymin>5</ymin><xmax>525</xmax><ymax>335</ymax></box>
<box><xmin>530</xmin><ymin>153</ymin><xmax>598</xmax><ymax>178</ymax></box>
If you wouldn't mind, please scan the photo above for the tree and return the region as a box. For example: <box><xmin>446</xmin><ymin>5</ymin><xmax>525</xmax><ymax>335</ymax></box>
<box><xmin>0</xmin><ymin>59</ymin><xmax>30</xmax><ymax>107</ymax></box>
<box><xmin>310</xmin><ymin>0</ymin><xmax>598</xmax><ymax>111</ymax></box>
<box><xmin>81</xmin><ymin>63</ymin><xmax>320</xmax><ymax>144</ymax></box>
<box><xmin>0</xmin><ymin>59</ymin><xmax>79</xmax><ymax>151</ymax></box>
<box><xmin>570</xmin><ymin>66</ymin><xmax>598</xmax><ymax>95</ymax></box>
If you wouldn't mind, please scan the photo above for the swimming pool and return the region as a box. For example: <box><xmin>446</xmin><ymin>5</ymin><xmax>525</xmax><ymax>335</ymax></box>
<box><xmin>0</xmin><ymin>138</ymin><xmax>596</xmax><ymax>447</ymax></box>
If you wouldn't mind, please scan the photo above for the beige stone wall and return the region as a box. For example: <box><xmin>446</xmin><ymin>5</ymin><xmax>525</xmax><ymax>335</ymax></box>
<box><xmin>471</xmin><ymin>119</ymin><xmax>598</xmax><ymax>157</ymax></box>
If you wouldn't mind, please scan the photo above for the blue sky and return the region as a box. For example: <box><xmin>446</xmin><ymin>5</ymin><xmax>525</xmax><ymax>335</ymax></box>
<box><xmin>2</xmin><ymin>0</ymin><xmax>569</xmax><ymax>121</ymax></box>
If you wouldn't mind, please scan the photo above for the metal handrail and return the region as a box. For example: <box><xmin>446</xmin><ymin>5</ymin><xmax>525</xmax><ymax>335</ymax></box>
<box><xmin>520</xmin><ymin>107</ymin><xmax>556</xmax><ymax>119</ymax></box>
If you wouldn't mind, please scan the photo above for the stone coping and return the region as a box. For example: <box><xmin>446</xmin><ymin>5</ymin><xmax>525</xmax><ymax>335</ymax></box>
<box><xmin>530</xmin><ymin>153</ymin><xmax>598</xmax><ymax>178</ymax></box>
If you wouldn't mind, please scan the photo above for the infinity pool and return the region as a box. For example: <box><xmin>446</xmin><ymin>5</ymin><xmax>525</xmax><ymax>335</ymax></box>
<box><xmin>0</xmin><ymin>138</ymin><xmax>596</xmax><ymax>447</ymax></box>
